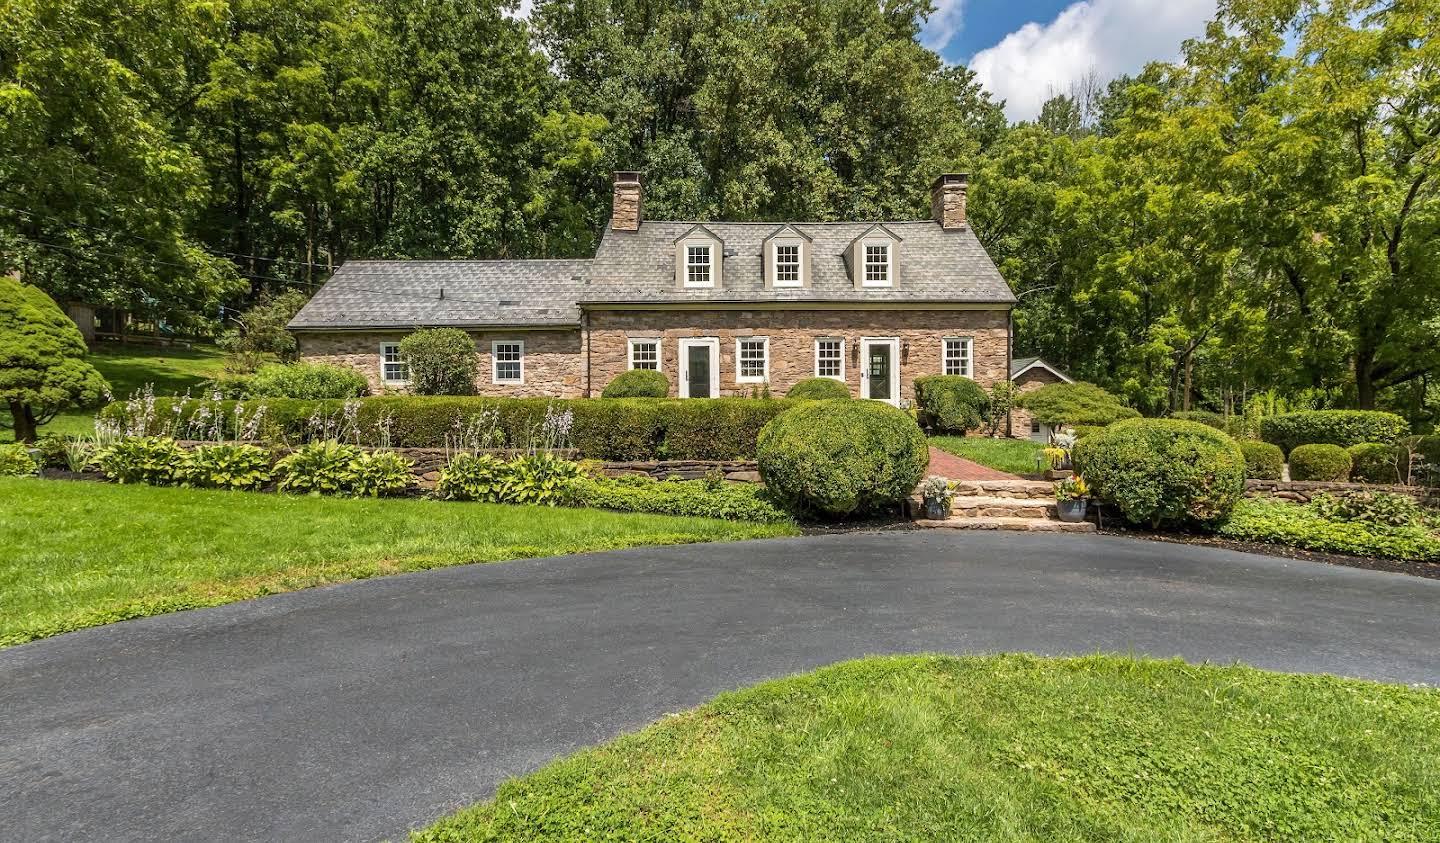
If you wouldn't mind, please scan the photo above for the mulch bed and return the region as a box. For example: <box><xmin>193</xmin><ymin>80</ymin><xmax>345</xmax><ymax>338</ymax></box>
<box><xmin>1098</xmin><ymin>526</ymin><xmax>1440</xmax><ymax>580</ymax></box>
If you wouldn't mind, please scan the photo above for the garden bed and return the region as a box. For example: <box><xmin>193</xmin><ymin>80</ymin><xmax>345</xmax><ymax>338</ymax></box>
<box><xmin>1098</xmin><ymin>527</ymin><xmax>1440</xmax><ymax>580</ymax></box>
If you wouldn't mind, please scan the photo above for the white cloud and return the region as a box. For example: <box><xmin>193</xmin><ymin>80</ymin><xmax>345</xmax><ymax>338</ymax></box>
<box><xmin>920</xmin><ymin>0</ymin><xmax>966</xmax><ymax>53</ymax></box>
<box><xmin>504</xmin><ymin>0</ymin><xmax>534</xmax><ymax>19</ymax></box>
<box><xmin>971</xmin><ymin>0</ymin><xmax>1212</xmax><ymax>122</ymax></box>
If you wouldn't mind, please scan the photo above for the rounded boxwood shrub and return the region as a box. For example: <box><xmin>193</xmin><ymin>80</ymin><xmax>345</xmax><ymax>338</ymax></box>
<box><xmin>398</xmin><ymin>328</ymin><xmax>478</xmax><ymax>395</ymax></box>
<box><xmin>601</xmin><ymin>369</ymin><xmax>669</xmax><ymax>398</ymax></box>
<box><xmin>1238</xmin><ymin>441</ymin><xmax>1284</xmax><ymax>480</ymax></box>
<box><xmin>786</xmin><ymin>377</ymin><xmax>851</xmax><ymax>400</ymax></box>
<box><xmin>1347</xmin><ymin>443</ymin><xmax>1403</xmax><ymax>485</ymax></box>
<box><xmin>757</xmin><ymin>401</ymin><xmax>928</xmax><ymax>518</ymax></box>
<box><xmin>1170</xmin><ymin>410</ymin><xmax>1224</xmax><ymax>429</ymax></box>
<box><xmin>1288</xmin><ymin>444</ymin><xmax>1352</xmax><ymax>482</ymax></box>
<box><xmin>1070</xmin><ymin>418</ymin><xmax>1245</xmax><ymax>528</ymax></box>
<box><xmin>1260</xmin><ymin>410</ymin><xmax>1409</xmax><ymax>455</ymax></box>
<box><xmin>913</xmin><ymin>375</ymin><xmax>988</xmax><ymax>433</ymax></box>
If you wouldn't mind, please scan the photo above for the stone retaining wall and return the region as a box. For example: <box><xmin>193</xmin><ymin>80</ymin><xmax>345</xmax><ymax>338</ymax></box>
<box><xmin>1245</xmin><ymin>479</ymin><xmax>1439</xmax><ymax>507</ymax></box>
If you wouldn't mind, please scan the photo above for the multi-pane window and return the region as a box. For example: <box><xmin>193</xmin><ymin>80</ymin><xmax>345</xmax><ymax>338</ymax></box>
<box><xmin>685</xmin><ymin>244</ymin><xmax>712</xmax><ymax>287</ymax></box>
<box><xmin>492</xmin><ymin>341</ymin><xmax>524</xmax><ymax>383</ymax></box>
<box><xmin>863</xmin><ymin>242</ymin><xmax>890</xmax><ymax>286</ymax></box>
<box><xmin>737</xmin><ymin>337</ymin><xmax>769</xmax><ymax>382</ymax></box>
<box><xmin>628</xmin><ymin>338</ymin><xmax>659</xmax><ymax>370</ymax></box>
<box><xmin>774</xmin><ymin>243</ymin><xmax>801</xmax><ymax>286</ymax></box>
<box><xmin>380</xmin><ymin>343</ymin><xmax>408</xmax><ymax>384</ymax></box>
<box><xmin>815</xmin><ymin>338</ymin><xmax>844</xmax><ymax>380</ymax></box>
<box><xmin>943</xmin><ymin>337</ymin><xmax>972</xmax><ymax>377</ymax></box>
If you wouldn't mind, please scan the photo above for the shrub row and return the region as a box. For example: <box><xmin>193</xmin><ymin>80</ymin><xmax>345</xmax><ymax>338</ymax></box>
<box><xmin>99</xmin><ymin>396</ymin><xmax>797</xmax><ymax>461</ymax></box>
<box><xmin>1259</xmin><ymin>410</ymin><xmax>1409</xmax><ymax>455</ymax></box>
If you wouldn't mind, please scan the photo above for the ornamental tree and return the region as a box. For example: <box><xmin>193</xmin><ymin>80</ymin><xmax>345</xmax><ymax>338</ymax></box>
<box><xmin>0</xmin><ymin>275</ymin><xmax>110</xmax><ymax>442</ymax></box>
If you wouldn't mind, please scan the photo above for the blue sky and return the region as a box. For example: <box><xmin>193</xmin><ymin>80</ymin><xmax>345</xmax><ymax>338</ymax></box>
<box><xmin>920</xmin><ymin>0</ymin><xmax>1215</xmax><ymax>121</ymax></box>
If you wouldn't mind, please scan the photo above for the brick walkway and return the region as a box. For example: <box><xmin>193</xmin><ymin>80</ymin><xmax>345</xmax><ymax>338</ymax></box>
<box><xmin>927</xmin><ymin>446</ymin><xmax>1021</xmax><ymax>481</ymax></box>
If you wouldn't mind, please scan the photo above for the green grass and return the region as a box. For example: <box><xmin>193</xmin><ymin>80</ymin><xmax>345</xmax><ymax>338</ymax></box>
<box><xmin>2</xmin><ymin>343</ymin><xmax>228</xmax><ymax>441</ymax></box>
<box><xmin>930</xmin><ymin>435</ymin><xmax>1046</xmax><ymax>476</ymax></box>
<box><xmin>0</xmin><ymin>478</ymin><xmax>797</xmax><ymax>646</ymax></box>
<box><xmin>414</xmin><ymin>654</ymin><xmax>1440</xmax><ymax>842</ymax></box>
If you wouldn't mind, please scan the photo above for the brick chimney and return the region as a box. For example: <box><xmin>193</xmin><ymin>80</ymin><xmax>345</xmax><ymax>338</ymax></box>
<box><xmin>930</xmin><ymin>173</ymin><xmax>968</xmax><ymax>230</ymax></box>
<box><xmin>611</xmin><ymin>171</ymin><xmax>643</xmax><ymax>231</ymax></box>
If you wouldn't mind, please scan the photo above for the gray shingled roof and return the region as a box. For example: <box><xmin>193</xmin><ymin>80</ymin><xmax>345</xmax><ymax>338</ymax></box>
<box><xmin>584</xmin><ymin>220</ymin><xmax>1015</xmax><ymax>305</ymax></box>
<box><xmin>288</xmin><ymin>260</ymin><xmax>591</xmax><ymax>330</ymax></box>
<box><xmin>290</xmin><ymin>220</ymin><xmax>1014</xmax><ymax>331</ymax></box>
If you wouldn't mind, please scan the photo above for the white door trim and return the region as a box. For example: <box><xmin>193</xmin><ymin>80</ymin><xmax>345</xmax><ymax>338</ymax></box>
<box><xmin>860</xmin><ymin>337</ymin><xmax>900</xmax><ymax>405</ymax></box>
<box><xmin>678</xmin><ymin>337</ymin><xmax>720</xmax><ymax>398</ymax></box>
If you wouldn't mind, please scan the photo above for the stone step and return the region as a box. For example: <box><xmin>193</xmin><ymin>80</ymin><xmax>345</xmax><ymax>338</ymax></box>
<box><xmin>948</xmin><ymin>479</ymin><xmax>1056</xmax><ymax>500</ymax></box>
<box><xmin>950</xmin><ymin>496</ymin><xmax>1056</xmax><ymax>519</ymax></box>
<box><xmin>915</xmin><ymin>516</ymin><xmax>1096</xmax><ymax>533</ymax></box>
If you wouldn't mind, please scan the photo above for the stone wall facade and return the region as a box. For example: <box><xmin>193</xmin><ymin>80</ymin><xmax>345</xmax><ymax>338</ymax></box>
<box><xmin>297</xmin><ymin>308</ymin><xmax>1011</xmax><ymax>406</ymax></box>
<box><xmin>1244</xmin><ymin>479</ymin><xmax>1439</xmax><ymax>507</ymax></box>
<box><xmin>295</xmin><ymin>330</ymin><xmax>585</xmax><ymax>397</ymax></box>
<box><xmin>583</xmin><ymin>308</ymin><xmax>1010</xmax><ymax>402</ymax></box>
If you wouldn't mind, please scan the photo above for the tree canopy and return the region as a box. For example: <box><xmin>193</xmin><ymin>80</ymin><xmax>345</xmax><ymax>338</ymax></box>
<box><xmin>0</xmin><ymin>0</ymin><xmax>1436</xmax><ymax>428</ymax></box>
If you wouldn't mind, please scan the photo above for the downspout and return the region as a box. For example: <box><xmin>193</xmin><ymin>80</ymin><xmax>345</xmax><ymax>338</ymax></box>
<box><xmin>1005</xmin><ymin>307</ymin><xmax>1014</xmax><ymax>437</ymax></box>
<box><xmin>583</xmin><ymin>309</ymin><xmax>592</xmax><ymax>398</ymax></box>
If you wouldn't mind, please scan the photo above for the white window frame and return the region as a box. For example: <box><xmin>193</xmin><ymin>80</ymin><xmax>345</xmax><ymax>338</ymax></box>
<box><xmin>735</xmin><ymin>336</ymin><xmax>770</xmax><ymax>384</ymax></box>
<box><xmin>379</xmin><ymin>342</ymin><xmax>408</xmax><ymax>386</ymax></box>
<box><xmin>627</xmin><ymin>337</ymin><xmax>661</xmax><ymax>371</ymax></box>
<box><xmin>491</xmin><ymin>340</ymin><xmax>525</xmax><ymax>384</ymax></box>
<box><xmin>772</xmin><ymin>240</ymin><xmax>802</xmax><ymax>287</ymax></box>
<box><xmin>814</xmin><ymin>337</ymin><xmax>845</xmax><ymax>381</ymax></box>
<box><xmin>942</xmin><ymin>336</ymin><xmax>973</xmax><ymax>377</ymax></box>
<box><xmin>683</xmin><ymin>242</ymin><xmax>713</xmax><ymax>288</ymax></box>
<box><xmin>862</xmin><ymin>240</ymin><xmax>892</xmax><ymax>287</ymax></box>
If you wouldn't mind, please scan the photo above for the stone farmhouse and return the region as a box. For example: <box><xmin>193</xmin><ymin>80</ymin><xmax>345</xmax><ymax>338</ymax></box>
<box><xmin>290</xmin><ymin>172</ymin><xmax>1059</xmax><ymax>433</ymax></box>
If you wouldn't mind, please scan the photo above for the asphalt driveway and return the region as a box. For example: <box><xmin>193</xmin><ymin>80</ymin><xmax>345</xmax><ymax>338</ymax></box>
<box><xmin>3</xmin><ymin>531</ymin><xmax>1438</xmax><ymax>842</ymax></box>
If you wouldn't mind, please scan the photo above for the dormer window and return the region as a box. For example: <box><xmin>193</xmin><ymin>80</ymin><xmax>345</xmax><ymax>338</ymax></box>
<box><xmin>774</xmin><ymin>243</ymin><xmax>801</xmax><ymax>286</ymax></box>
<box><xmin>863</xmin><ymin>242</ymin><xmax>891</xmax><ymax>287</ymax></box>
<box><xmin>685</xmin><ymin>244</ymin><xmax>712</xmax><ymax>287</ymax></box>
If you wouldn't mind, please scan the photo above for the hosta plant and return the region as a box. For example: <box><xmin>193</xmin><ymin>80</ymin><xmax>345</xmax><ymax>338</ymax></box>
<box><xmin>276</xmin><ymin>440</ymin><xmax>362</xmax><ymax>495</ymax></box>
<box><xmin>178</xmin><ymin>443</ymin><xmax>274</xmax><ymax>491</ymax></box>
<box><xmin>434</xmin><ymin>452</ymin><xmax>510</xmax><ymax>502</ymax></box>
<box><xmin>503</xmin><ymin>453</ymin><xmax>583</xmax><ymax>506</ymax></box>
<box><xmin>351</xmin><ymin>450</ymin><xmax>414</xmax><ymax>497</ymax></box>
<box><xmin>95</xmin><ymin>437</ymin><xmax>185</xmax><ymax>485</ymax></box>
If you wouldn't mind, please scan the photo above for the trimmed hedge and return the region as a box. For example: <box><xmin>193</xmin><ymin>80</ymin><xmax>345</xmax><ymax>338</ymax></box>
<box><xmin>757</xmin><ymin>401</ymin><xmax>928</xmax><ymax>518</ymax></box>
<box><xmin>1071</xmin><ymin>418</ymin><xmax>1245</xmax><ymax>528</ymax></box>
<box><xmin>1239</xmin><ymin>441</ymin><xmax>1284</xmax><ymax>480</ymax></box>
<box><xmin>913</xmin><ymin>375</ymin><xmax>988</xmax><ymax>433</ymax></box>
<box><xmin>785</xmin><ymin>377</ymin><xmax>851</xmax><ymax>400</ymax></box>
<box><xmin>1260</xmin><ymin>410</ymin><xmax>1409</xmax><ymax>455</ymax></box>
<box><xmin>99</xmin><ymin>396</ymin><xmax>795</xmax><ymax>461</ymax></box>
<box><xmin>601</xmin><ymin>369</ymin><xmax>670</xmax><ymax>398</ymax></box>
<box><xmin>246</xmin><ymin>362</ymin><xmax>370</xmax><ymax>399</ymax></box>
<box><xmin>1347</xmin><ymin>443</ymin><xmax>1404</xmax><ymax>485</ymax></box>
<box><xmin>1288</xmin><ymin>444</ymin><xmax>1352</xmax><ymax>482</ymax></box>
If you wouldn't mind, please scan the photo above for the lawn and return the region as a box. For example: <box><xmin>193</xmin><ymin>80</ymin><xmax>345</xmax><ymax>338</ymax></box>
<box><xmin>0</xmin><ymin>478</ymin><xmax>797</xmax><ymax>646</ymax></box>
<box><xmin>930</xmin><ymin>435</ymin><xmax>1046</xmax><ymax>476</ymax></box>
<box><xmin>414</xmin><ymin>653</ymin><xmax>1440</xmax><ymax>842</ymax></box>
<box><xmin>1</xmin><ymin>343</ymin><xmax>228</xmax><ymax>442</ymax></box>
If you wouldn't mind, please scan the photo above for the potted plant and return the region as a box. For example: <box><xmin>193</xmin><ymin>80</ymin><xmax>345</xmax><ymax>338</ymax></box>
<box><xmin>920</xmin><ymin>475</ymin><xmax>953</xmax><ymax>520</ymax></box>
<box><xmin>1054</xmin><ymin>475</ymin><xmax>1090</xmax><ymax>523</ymax></box>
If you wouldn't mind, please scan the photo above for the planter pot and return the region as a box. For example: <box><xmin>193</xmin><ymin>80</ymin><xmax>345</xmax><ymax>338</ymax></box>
<box><xmin>923</xmin><ymin>499</ymin><xmax>950</xmax><ymax>520</ymax></box>
<box><xmin>1056</xmin><ymin>499</ymin><xmax>1088</xmax><ymax>523</ymax></box>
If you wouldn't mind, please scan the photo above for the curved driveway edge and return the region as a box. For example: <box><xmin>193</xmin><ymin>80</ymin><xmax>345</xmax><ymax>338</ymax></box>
<box><xmin>3</xmin><ymin>531</ymin><xmax>1438</xmax><ymax>842</ymax></box>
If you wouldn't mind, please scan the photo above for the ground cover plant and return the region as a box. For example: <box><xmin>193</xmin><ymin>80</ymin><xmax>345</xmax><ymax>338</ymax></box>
<box><xmin>0</xmin><ymin>477</ymin><xmax>796</xmax><ymax>646</ymax></box>
<box><xmin>929</xmin><ymin>436</ymin><xmax>1045</xmax><ymax>476</ymax></box>
<box><xmin>412</xmin><ymin>653</ymin><xmax>1440</xmax><ymax>842</ymax></box>
<box><xmin>1218</xmin><ymin>496</ymin><xmax>1440</xmax><ymax>562</ymax></box>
